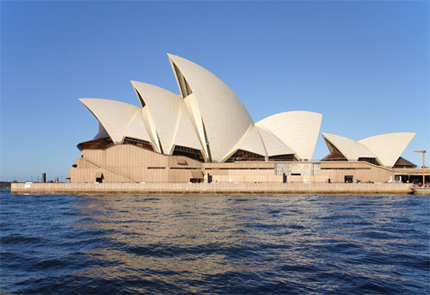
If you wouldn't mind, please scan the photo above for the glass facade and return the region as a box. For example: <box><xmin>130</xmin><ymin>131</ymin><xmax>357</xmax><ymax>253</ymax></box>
<box><xmin>172</xmin><ymin>145</ymin><xmax>204</xmax><ymax>162</ymax></box>
<box><xmin>358</xmin><ymin>158</ymin><xmax>379</xmax><ymax>165</ymax></box>
<box><xmin>226</xmin><ymin>150</ymin><xmax>265</xmax><ymax>162</ymax></box>
<box><xmin>77</xmin><ymin>137</ymin><xmax>114</xmax><ymax>151</ymax></box>
<box><xmin>268</xmin><ymin>154</ymin><xmax>296</xmax><ymax>161</ymax></box>
<box><xmin>321</xmin><ymin>143</ymin><xmax>347</xmax><ymax>161</ymax></box>
<box><xmin>123</xmin><ymin>137</ymin><xmax>154</xmax><ymax>151</ymax></box>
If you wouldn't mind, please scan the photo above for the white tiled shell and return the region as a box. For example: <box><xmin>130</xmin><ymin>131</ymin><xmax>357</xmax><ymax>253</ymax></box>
<box><xmin>168</xmin><ymin>54</ymin><xmax>254</xmax><ymax>162</ymax></box>
<box><xmin>357</xmin><ymin>142</ymin><xmax>376</xmax><ymax>158</ymax></box>
<box><xmin>256</xmin><ymin>126</ymin><xmax>295</xmax><ymax>157</ymax></box>
<box><xmin>94</xmin><ymin>123</ymin><xmax>109</xmax><ymax>140</ymax></box>
<box><xmin>321</xmin><ymin>133</ymin><xmax>359</xmax><ymax>161</ymax></box>
<box><xmin>322</xmin><ymin>132</ymin><xmax>414</xmax><ymax>167</ymax></box>
<box><xmin>256</xmin><ymin>111</ymin><xmax>322</xmax><ymax>160</ymax></box>
<box><xmin>124</xmin><ymin>109</ymin><xmax>152</xmax><ymax>145</ymax></box>
<box><xmin>131</xmin><ymin>81</ymin><xmax>180</xmax><ymax>153</ymax></box>
<box><xmin>79</xmin><ymin>98</ymin><xmax>151</xmax><ymax>145</ymax></box>
<box><xmin>172</xmin><ymin>102</ymin><xmax>203</xmax><ymax>153</ymax></box>
<box><xmin>183</xmin><ymin>94</ymin><xmax>210</xmax><ymax>159</ymax></box>
<box><xmin>358</xmin><ymin>132</ymin><xmax>416</xmax><ymax>167</ymax></box>
<box><xmin>131</xmin><ymin>81</ymin><xmax>202</xmax><ymax>155</ymax></box>
<box><xmin>234</xmin><ymin>126</ymin><xmax>267</xmax><ymax>158</ymax></box>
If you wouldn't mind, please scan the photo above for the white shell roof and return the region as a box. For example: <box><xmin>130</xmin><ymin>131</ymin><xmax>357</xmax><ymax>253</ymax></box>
<box><xmin>123</xmin><ymin>109</ymin><xmax>152</xmax><ymax>145</ymax></box>
<box><xmin>79</xmin><ymin>54</ymin><xmax>415</xmax><ymax>167</ymax></box>
<box><xmin>172</xmin><ymin>102</ymin><xmax>203</xmax><ymax>152</ymax></box>
<box><xmin>358</xmin><ymin>132</ymin><xmax>415</xmax><ymax>167</ymax></box>
<box><xmin>131</xmin><ymin>81</ymin><xmax>180</xmax><ymax>151</ymax></box>
<box><xmin>80</xmin><ymin>56</ymin><xmax>323</xmax><ymax>162</ymax></box>
<box><xmin>256</xmin><ymin>111</ymin><xmax>322</xmax><ymax>160</ymax></box>
<box><xmin>322</xmin><ymin>133</ymin><xmax>360</xmax><ymax>161</ymax></box>
<box><xmin>257</xmin><ymin>126</ymin><xmax>295</xmax><ymax>157</ymax></box>
<box><xmin>168</xmin><ymin>54</ymin><xmax>254</xmax><ymax>162</ymax></box>
<box><xmin>357</xmin><ymin>142</ymin><xmax>376</xmax><ymax>158</ymax></box>
<box><xmin>80</xmin><ymin>98</ymin><xmax>151</xmax><ymax>145</ymax></box>
<box><xmin>94</xmin><ymin>123</ymin><xmax>109</xmax><ymax>140</ymax></box>
<box><xmin>322</xmin><ymin>132</ymin><xmax>415</xmax><ymax>167</ymax></box>
<box><xmin>234</xmin><ymin>126</ymin><xmax>267</xmax><ymax>158</ymax></box>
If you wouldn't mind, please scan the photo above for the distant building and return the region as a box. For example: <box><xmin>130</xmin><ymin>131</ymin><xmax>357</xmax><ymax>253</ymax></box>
<box><xmin>68</xmin><ymin>54</ymin><xmax>422</xmax><ymax>184</ymax></box>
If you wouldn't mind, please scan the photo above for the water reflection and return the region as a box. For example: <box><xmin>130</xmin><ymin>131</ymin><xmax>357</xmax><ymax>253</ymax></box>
<box><xmin>64</xmin><ymin>194</ymin><xmax>430</xmax><ymax>293</ymax></box>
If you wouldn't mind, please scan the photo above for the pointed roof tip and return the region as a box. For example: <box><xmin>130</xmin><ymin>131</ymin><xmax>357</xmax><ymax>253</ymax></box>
<box><xmin>258</xmin><ymin>110</ymin><xmax>323</xmax><ymax>124</ymax></box>
<box><xmin>79</xmin><ymin>98</ymin><xmax>102</xmax><ymax>102</ymax></box>
<box><xmin>321</xmin><ymin>132</ymin><xmax>337</xmax><ymax>136</ymax></box>
<box><xmin>131</xmin><ymin>79</ymin><xmax>149</xmax><ymax>84</ymax></box>
<box><xmin>78</xmin><ymin>98</ymin><xmax>93</xmax><ymax>104</ymax></box>
<box><xmin>130</xmin><ymin>80</ymin><xmax>144</xmax><ymax>87</ymax></box>
<box><xmin>359</xmin><ymin>131</ymin><xmax>417</xmax><ymax>142</ymax></box>
<box><xmin>167</xmin><ymin>53</ymin><xmax>184</xmax><ymax>62</ymax></box>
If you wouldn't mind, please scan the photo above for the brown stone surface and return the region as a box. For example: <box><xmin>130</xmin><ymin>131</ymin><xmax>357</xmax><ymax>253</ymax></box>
<box><xmin>12</xmin><ymin>182</ymin><xmax>414</xmax><ymax>195</ymax></box>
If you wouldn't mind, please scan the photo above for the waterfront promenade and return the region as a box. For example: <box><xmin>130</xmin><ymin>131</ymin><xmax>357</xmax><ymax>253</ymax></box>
<box><xmin>11</xmin><ymin>182</ymin><xmax>414</xmax><ymax>195</ymax></box>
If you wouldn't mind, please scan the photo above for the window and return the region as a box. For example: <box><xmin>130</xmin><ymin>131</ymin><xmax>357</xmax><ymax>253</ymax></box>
<box><xmin>77</xmin><ymin>137</ymin><xmax>113</xmax><ymax>151</ymax></box>
<box><xmin>321</xmin><ymin>142</ymin><xmax>347</xmax><ymax>161</ymax></box>
<box><xmin>269</xmin><ymin>154</ymin><xmax>296</xmax><ymax>161</ymax></box>
<box><xmin>226</xmin><ymin>150</ymin><xmax>264</xmax><ymax>162</ymax></box>
<box><xmin>358</xmin><ymin>158</ymin><xmax>379</xmax><ymax>165</ymax></box>
<box><xmin>344</xmin><ymin>175</ymin><xmax>353</xmax><ymax>183</ymax></box>
<box><xmin>123</xmin><ymin>137</ymin><xmax>154</xmax><ymax>151</ymax></box>
<box><xmin>172</xmin><ymin>145</ymin><xmax>204</xmax><ymax>162</ymax></box>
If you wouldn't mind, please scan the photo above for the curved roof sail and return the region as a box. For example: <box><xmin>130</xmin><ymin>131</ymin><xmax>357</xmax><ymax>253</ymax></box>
<box><xmin>123</xmin><ymin>109</ymin><xmax>151</xmax><ymax>144</ymax></box>
<box><xmin>238</xmin><ymin>127</ymin><xmax>267</xmax><ymax>157</ymax></box>
<box><xmin>172</xmin><ymin>102</ymin><xmax>203</xmax><ymax>153</ymax></box>
<box><xmin>94</xmin><ymin>123</ymin><xmax>109</xmax><ymax>140</ymax></box>
<box><xmin>256</xmin><ymin>126</ymin><xmax>295</xmax><ymax>157</ymax></box>
<box><xmin>358</xmin><ymin>132</ymin><xmax>415</xmax><ymax>167</ymax></box>
<box><xmin>321</xmin><ymin>133</ymin><xmax>359</xmax><ymax>161</ymax></box>
<box><xmin>256</xmin><ymin>111</ymin><xmax>322</xmax><ymax>160</ymax></box>
<box><xmin>79</xmin><ymin>98</ymin><xmax>152</xmax><ymax>145</ymax></box>
<box><xmin>131</xmin><ymin>81</ymin><xmax>183</xmax><ymax>154</ymax></box>
<box><xmin>167</xmin><ymin>54</ymin><xmax>254</xmax><ymax>162</ymax></box>
<box><xmin>78</xmin><ymin>54</ymin><xmax>417</xmax><ymax>167</ymax></box>
<box><xmin>322</xmin><ymin>132</ymin><xmax>415</xmax><ymax>167</ymax></box>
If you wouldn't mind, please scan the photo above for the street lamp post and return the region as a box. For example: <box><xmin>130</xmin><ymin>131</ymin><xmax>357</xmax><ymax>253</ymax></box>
<box><xmin>413</xmin><ymin>150</ymin><xmax>426</xmax><ymax>187</ymax></box>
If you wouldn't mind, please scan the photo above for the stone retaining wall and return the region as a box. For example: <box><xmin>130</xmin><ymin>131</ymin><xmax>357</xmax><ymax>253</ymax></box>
<box><xmin>11</xmin><ymin>182</ymin><xmax>414</xmax><ymax>195</ymax></box>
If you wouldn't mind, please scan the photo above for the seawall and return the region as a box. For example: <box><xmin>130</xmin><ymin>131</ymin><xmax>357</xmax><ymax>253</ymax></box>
<box><xmin>11</xmin><ymin>182</ymin><xmax>414</xmax><ymax>195</ymax></box>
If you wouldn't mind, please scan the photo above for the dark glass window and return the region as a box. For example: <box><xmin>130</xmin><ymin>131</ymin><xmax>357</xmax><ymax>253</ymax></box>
<box><xmin>77</xmin><ymin>137</ymin><xmax>114</xmax><ymax>151</ymax></box>
<box><xmin>268</xmin><ymin>154</ymin><xmax>296</xmax><ymax>161</ymax></box>
<box><xmin>393</xmin><ymin>157</ymin><xmax>417</xmax><ymax>168</ymax></box>
<box><xmin>172</xmin><ymin>145</ymin><xmax>204</xmax><ymax>162</ymax></box>
<box><xmin>226</xmin><ymin>150</ymin><xmax>265</xmax><ymax>162</ymax></box>
<box><xmin>123</xmin><ymin>137</ymin><xmax>154</xmax><ymax>151</ymax></box>
<box><xmin>321</xmin><ymin>142</ymin><xmax>347</xmax><ymax>161</ymax></box>
<box><xmin>358</xmin><ymin>158</ymin><xmax>379</xmax><ymax>165</ymax></box>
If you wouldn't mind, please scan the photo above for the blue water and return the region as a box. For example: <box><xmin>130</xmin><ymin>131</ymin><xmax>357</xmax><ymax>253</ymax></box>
<box><xmin>1</xmin><ymin>190</ymin><xmax>429</xmax><ymax>294</ymax></box>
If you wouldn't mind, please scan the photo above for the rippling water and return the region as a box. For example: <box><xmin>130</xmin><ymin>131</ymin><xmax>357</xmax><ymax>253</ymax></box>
<box><xmin>1</xmin><ymin>189</ymin><xmax>429</xmax><ymax>294</ymax></box>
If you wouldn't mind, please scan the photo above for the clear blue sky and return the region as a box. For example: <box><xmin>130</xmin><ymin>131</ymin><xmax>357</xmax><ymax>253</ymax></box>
<box><xmin>1</xmin><ymin>1</ymin><xmax>428</xmax><ymax>182</ymax></box>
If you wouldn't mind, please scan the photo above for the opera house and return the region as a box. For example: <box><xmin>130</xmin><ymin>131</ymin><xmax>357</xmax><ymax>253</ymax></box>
<box><xmin>68</xmin><ymin>54</ymin><xmax>421</xmax><ymax>184</ymax></box>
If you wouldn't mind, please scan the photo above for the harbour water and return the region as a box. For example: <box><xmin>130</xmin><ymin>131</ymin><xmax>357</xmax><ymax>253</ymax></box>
<box><xmin>1</xmin><ymin>190</ymin><xmax>429</xmax><ymax>294</ymax></box>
